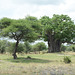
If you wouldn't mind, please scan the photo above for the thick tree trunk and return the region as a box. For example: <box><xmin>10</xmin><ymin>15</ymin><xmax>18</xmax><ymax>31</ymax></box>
<box><xmin>55</xmin><ymin>40</ymin><xmax>61</xmax><ymax>52</ymax></box>
<box><xmin>48</xmin><ymin>35</ymin><xmax>54</xmax><ymax>53</ymax></box>
<box><xmin>12</xmin><ymin>40</ymin><xmax>19</xmax><ymax>59</ymax></box>
<box><xmin>48</xmin><ymin>35</ymin><xmax>61</xmax><ymax>53</ymax></box>
<box><xmin>48</xmin><ymin>40</ymin><xmax>53</xmax><ymax>53</ymax></box>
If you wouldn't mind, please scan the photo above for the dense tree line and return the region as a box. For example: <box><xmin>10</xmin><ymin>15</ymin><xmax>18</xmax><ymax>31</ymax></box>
<box><xmin>0</xmin><ymin>40</ymin><xmax>47</xmax><ymax>54</ymax></box>
<box><xmin>0</xmin><ymin>40</ymin><xmax>74</xmax><ymax>54</ymax></box>
<box><xmin>0</xmin><ymin>14</ymin><xmax>75</xmax><ymax>59</ymax></box>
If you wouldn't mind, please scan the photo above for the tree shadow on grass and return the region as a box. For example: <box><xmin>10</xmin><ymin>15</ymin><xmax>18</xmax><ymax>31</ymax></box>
<box><xmin>6</xmin><ymin>57</ymin><xmax>52</xmax><ymax>63</ymax></box>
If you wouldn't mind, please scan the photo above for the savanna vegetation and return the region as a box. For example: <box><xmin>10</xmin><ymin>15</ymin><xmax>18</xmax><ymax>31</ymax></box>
<box><xmin>0</xmin><ymin>14</ymin><xmax>75</xmax><ymax>75</ymax></box>
<box><xmin>0</xmin><ymin>52</ymin><xmax>75</xmax><ymax>75</ymax></box>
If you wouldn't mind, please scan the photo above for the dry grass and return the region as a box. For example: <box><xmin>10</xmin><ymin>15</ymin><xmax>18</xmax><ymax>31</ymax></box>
<box><xmin>0</xmin><ymin>52</ymin><xmax>75</xmax><ymax>75</ymax></box>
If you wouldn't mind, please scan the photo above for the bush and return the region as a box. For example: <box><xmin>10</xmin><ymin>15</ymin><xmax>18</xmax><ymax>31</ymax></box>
<box><xmin>61</xmin><ymin>45</ymin><xmax>66</xmax><ymax>52</ymax></box>
<box><xmin>27</xmin><ymin>56</ymin><xmax>31</xmax><ymax>59</ymax></box>
<box><xmin>65</xmin><ymin>45</ymin><xmax>75</xmax><ymax>52</ymax></box>
<box><xmin>66</xmin><ymin>47</ymin><xmax>72</xmax><ymax>51</ymax></box>
<box><xmin>63</xmin><ymin>56</ymin><xmax>71</xmax><ymax>63</ymax></box>
<box><xmin>6</xmin><ymin>42</ymin><xmax>24</xmax><ymax>53</ymax></box>
<box><xmin>32</xmin><ymin>42</ymin><xmax>47</xmax><ymax>53</ymax></box>
<box><xmin>71</xmin><ymin>45</ymin><xmax>75</xmax><ymax>52</ymax></box>
<box><xmin>24</xmin><ymin>41</ymin><xmax>32</xmax><ymax>54</ymax></box>
<box><xmin>0</xmin><ymin>40</ymin><xmax>7</xmax><ymax>53</ymax></box>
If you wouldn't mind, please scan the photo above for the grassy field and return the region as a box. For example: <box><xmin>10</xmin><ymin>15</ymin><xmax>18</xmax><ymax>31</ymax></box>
<box><xmin>0</xmin><ymin>52</ymin><xmax>75</xmax><ymax>75</ymax></box>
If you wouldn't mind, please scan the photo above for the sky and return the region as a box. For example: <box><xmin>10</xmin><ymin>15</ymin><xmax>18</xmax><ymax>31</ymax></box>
<box><xmin>0</xmin><ymin>0</ymin><xmax>75</xmax><ymax>22</ymax></box>
<box><xmin>0</xmin><ymin>0</ymin><xmax>75</xmax><ymax>45</ymax></box>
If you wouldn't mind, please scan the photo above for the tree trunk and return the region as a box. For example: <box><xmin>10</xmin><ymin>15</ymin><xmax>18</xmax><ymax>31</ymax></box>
<box><xmin>12</xmin><ymin>40</ymin><xmax>19</xmax><ymax>59</ymax></box>
<box><xmin>48</xmin><ymin>35</ymin><xmax>54</xmax><ymax>53</ymax></box>
<box><xmin>48</xmin><ymin>40</ymin><xmax>53</xmax><ymax>53</ymax></box>
<box><xmin>55</xmin><ymin>40</ymin><xmax>61</xmax><ymax>52</ymax></box>
<box><xmin>48</xmin><ymin>35</ymin><xmax>61</xmax><ymax>53</ymax></box>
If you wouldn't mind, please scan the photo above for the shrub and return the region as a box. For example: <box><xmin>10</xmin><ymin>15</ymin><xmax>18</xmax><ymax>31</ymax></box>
<box><xmin>63</xmin><ymin>56</ymin><xmax>71</xmax><ymax>63</ymax></box>
<box><xmin>65</xmin><ymin>45</ymin><xmax>75</xmax><ymax>52</ymax></box>
<box><xmin>71</xmin><ymin>45</ymin><xmax>75</xmax><ymax>52</ymax></box>
<box><xmin>27</xmin><ymin>56</ymin><xmax>31</xmax><ymax>59</ymax></box>
<box><xmin>66</xmin><ymin>47</ymin><xmax>72</xmax><ymax>51</ymax></box>
<box><xmin>0</xmin><ymin>40</ymin><xmax>7</xmax><ymax>53</ymax></box>
<box><xmin>24</xmin><ymin>41</ymin><xmax>32</xmax><ymax>54</ymax></box>
<box><xmin>32</xmin><ymin>42</ymin><xmax>47</xmax><ymax>53</ymax></box>
<box><xmin>6</xmin><ymin>42</ymin><xmax>24</xmax><ymax>53</ymax></box>
<box><xmin>61</xmin><ymin>45</ymin><xmax>66</xmax><ymax>52</ymax></box>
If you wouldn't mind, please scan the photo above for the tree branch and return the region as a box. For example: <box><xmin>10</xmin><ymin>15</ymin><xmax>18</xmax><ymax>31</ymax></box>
<box><xmin>62</xmin><ymin>41</ymin><xmax>75</xmax><ymax>44</ymax></box>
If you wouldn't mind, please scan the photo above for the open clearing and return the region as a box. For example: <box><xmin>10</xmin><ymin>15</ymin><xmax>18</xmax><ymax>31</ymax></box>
<box><xmin>0</xmin><ymin>52</ymin><xmax>75</xmax><ymax>75</ymax></box>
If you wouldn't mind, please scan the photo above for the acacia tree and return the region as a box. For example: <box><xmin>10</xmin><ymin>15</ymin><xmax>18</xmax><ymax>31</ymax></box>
<box><xmin>40</xmin><ymin>14</ymin><xmax>75</xmax><ymax>52</ymax></box>
<box><xmin>1</xmin><ymin>16</ymin><xmax>41</xmax><ymax>59</ymax></box>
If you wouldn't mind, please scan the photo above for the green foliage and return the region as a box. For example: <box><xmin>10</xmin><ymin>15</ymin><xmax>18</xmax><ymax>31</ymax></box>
<box><xmin>0</xmin><ymin>16</ymin><xmax>42</xmax><ymax>59</ymax></box>
<box><xmin>32</xmin><ymin>45</ymin><xmax>37</xmax><ymax>53</ymax></box>
<box><xmin>60</xmin><ymin>45</ymin><xmax>66</xmax><ymax>52</ymax></box>
<box><xmin>6</xmin><ymin>42</ymin><xmax>24</xmax><ymax>53</ymax></box>
<box><xmin>17</xmin><ymin>43</ymin><xmax>25</xmax><ymax>53</ymax></box>
<box><xmin>1</xmin><ymin>16</ymin><xmax>42</xmax><ymax>42</ymax></box>
<box><xmin>6</xmin><ymin>42</ymin><xmax>15</xmax><ymax>53</ymax></box>
<box><xmin>40</xmin><ymin>14</ymin><xmax>75</xmax><ymax>52</ymax></box>
<box><xmin>66</xmin><ymin>46</ymin><xmax>72</xmax><ymax>51</ymax></box>
<box><xmin>25</xmin><ymin>16</ymin><xmax>42</xmax><ymax>32</ymax></box>
<box><xmin>0</xmin><ymin>40</ymin><xmax>7</xmax><ymax>53</ymax></box>
<box><xmin>0</xmin><ymin>17</ymin><xmax>12</xmax><ymax>29</ymax></box>
<box><xmin>65</xmin><ymin>45</ymin><xmax>75</xmax><ymax>52</ymax></box>
<box><xmin>36</xmin><ymin>42</ymin><xmax>47</xmax><ymax>51</ymax></box>
<box><xmin>32</xmin><ymin>42</ymin><xmax>47</xmax><ymax>52</ymax></box>
<box><xmin>24</xmin><ymin>16</ymin><xmax>42</xmax><ymax>42</ymax></box>
<box><xmin>63</xmin><ymin>56</ymin><xmax>71</xmax><ymax>63</ymax></box>
<box><xmin>27</xmin><ymin>56</ymin><xmax>31</xmax><ymax>59</ymax></box>
<box><xmin>24</xmin><ymin>41</ymin><xmax>32</xmax><ymax>53</ymax></box>
<box><xmin>0</xmin><ymin>15</ymin><xmax>75</xmax><ymax>55</ymax></box>
<box><xmin>71</xmin><ymin>45</ymin><xmax>75</xmax><ymax>52</ymax></box>
<box><xmin>40</xmin><ymin>14</ymin><xmax>75</xmax><ymax>43</ymax></box>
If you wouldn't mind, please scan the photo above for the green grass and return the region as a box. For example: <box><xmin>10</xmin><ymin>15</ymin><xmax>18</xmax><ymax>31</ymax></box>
<box><xmin>0</xmin><ymin>52</ymin><xmax>75</xmax><ymax>75</ymax></box>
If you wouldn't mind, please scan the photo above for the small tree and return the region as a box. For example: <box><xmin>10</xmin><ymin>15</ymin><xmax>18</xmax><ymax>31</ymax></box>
<box><xmin>32</xmin><ymin>42</ymin><xmax>47</xmax><ymax>54</ymax></box>
<box><xmin>36</xmin><ymin>42</ymin><xmax>47</xmax><ymax>53</ymax></box>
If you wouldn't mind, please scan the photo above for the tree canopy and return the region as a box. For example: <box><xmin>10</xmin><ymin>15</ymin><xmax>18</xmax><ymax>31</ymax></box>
<box><xmin>40</xmin><ymin>14</ymin><xmax>75</xmax><ymax>52</ymax></box>
<box><xmin>0</xmin><ymin>14</ymin><xmax>75</xmax><ymax>58</ymax></box>
<box><xmin>0</xmin><ymin>16</ymin><xmax>42</xmax><ymax>59</ymax></box>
